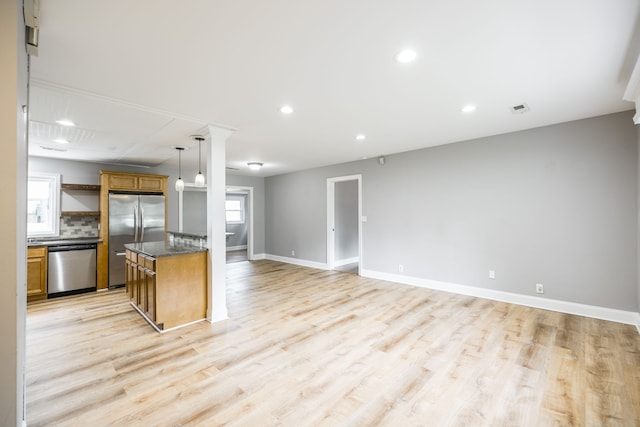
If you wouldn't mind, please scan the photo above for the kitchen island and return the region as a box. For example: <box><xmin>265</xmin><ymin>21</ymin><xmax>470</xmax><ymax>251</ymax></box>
<box><xmin>124</xmin><ymin>241</ymin><xmax>207</xmax><ymax>332</ymax></box>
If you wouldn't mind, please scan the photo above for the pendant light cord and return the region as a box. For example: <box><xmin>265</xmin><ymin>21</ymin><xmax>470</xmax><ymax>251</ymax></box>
<box><xmin>198</xmin><ymin>137</ymin><xmax>202</xmax><ymax>174</ymax></box>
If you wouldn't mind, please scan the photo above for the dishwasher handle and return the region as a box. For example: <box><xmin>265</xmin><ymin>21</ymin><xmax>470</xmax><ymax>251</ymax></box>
<box><xmin>48</xmin><ymin>244</ymin><xmax>97</xmax><ymax>252</ymax></box>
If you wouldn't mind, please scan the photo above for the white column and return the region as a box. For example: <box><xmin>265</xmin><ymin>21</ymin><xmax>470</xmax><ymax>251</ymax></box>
<box><xmin>206</xmin><ymin>124</ymin><xmax>235</xmax><ymax>322</ymax></box>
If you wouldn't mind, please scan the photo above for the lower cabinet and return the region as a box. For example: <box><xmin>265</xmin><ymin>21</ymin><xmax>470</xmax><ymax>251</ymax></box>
<box><xmin>125</xmin><ymin>249</ymin><xmax>206</xmax><ymax>331</ymax></box>
<box><xmin>27</xmin><ymin>246</ymin><xmax>47</xmax><ymax>301</ymax></box>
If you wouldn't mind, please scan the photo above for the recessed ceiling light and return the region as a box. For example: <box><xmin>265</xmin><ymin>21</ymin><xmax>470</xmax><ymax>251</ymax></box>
<box><xmin>55</xmin><ymin>119</ymin><xmax>76</xmax><ymax>127</ymax></box>
<box><xmin>355</xmin><ymin>134</ymin><xmax>366</xmax><ymax>141</ymax></box>
<box><xmin>394</xmin><ymin>49</ymin><xmax>417</xmax><ymax>63</ymax></box>
<box><xmin>247</xmin><ymin>162</ymin><xmax>263</xmax><ymax>171</ymax></box>
<box><xmin>279</xmin><ymin>105</ymin><xmax>293</xmax><ymax>114</ymax></box>
<box><xmin>461</xmin><ymin>105</ymin><xmax>476</xmax><ymax>113</ymax></box>
<box><xmin>53</xmin><ymin>138</ymin><xmax>70</xmax><ymax>144</ymax></box>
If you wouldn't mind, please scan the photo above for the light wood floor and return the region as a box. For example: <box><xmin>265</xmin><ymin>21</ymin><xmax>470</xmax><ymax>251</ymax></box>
<box><xmin>26</xmin><ymin>260</ymin><xmax>640</xmax><ymax>426</ymax></box>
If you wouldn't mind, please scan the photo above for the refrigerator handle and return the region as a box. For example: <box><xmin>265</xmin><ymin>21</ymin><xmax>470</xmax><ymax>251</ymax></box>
<box><xmin>133</xmin><ymin>205</ymin><xmax>139</xmax><ymax>242</ymax></box>
<box><xmin>140</xmin><ymin>207</ymin><xmax>145</xmax><ymax>242</ymax></box>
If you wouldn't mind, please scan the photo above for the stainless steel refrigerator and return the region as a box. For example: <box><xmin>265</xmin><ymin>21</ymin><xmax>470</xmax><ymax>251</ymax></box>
<box><xmin>108</xmin><ymin>193</ymin><xmax>165</xmax><ymax>287</ymax></box>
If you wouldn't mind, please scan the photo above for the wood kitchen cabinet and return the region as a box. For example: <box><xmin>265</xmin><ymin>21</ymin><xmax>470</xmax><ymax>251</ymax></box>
<box><xmin>125</xmin><ymin>245</ymin><xmax>205</xmax><ymax>331</ymax></box>
<box><xmin>27</xmin><ymin>246</ymin><xmax>47</xmax><ymax>301</ymax></box>
<box><xmin>97</xmin><ymin>171</ymin><xmax>168</xmax><ymax>290</ymax></box>
<box><xmin>105</xmin><ymin>173</ymin><xmax>165</xmax><ymax>192</ymax></box>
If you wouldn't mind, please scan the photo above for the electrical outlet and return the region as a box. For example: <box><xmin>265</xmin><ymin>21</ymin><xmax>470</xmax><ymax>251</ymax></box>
<box><xmin>536</xmin><ymin>283</ymin><xmax>544</xmax><ymax>294</ymax></box>
<box><xmin>291</xmin><ymin>250</ymin><xmax>295</xmax><ymax>257</ymax></box>
<box><xmin>489</xmin><ymin>270</ymin><xmax>495</xmax><ymax>279</ymax></box>
<box><xmin>398</xmin><ymin>264</ymin><xmax>404</xmax><ymax>273</ymax></box>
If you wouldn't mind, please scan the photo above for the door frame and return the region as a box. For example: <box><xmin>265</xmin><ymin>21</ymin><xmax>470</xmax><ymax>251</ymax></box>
<box><xmin>326</xmin><ymin>174</ymin><xmax>362</xmax><ymax>273</ymax></box>
<box><xmin>225</xmin><ymin>185</ymin><xmax>255</xmax><ymax>260</ymax></box>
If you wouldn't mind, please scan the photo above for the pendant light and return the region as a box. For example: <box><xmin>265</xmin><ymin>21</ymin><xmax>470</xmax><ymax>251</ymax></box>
<box><xmin>194</xmin><ymin>136</ymin><xmax>205</xmax><ymax>187</ymax></box>
<box><xmin>175</xmin><ymin>147</ymin><xmax>185</xmax><ymax>192</ymax></box>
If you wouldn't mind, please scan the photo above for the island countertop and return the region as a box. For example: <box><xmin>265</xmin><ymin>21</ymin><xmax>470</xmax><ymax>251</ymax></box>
<box><xmin>124</xmin><ymin>240</ymin><xmax>207</xmax><ymax>258</ymax></box>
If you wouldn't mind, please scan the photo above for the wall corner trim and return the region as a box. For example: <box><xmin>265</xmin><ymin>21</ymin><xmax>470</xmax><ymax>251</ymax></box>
<box><xmin>360</xmin><ymin>269</ymin><xmax>639</xmax><ymax>327</ymax></box>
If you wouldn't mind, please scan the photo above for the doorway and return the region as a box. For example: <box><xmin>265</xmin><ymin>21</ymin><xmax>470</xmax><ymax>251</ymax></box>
<box><xmin>225</xmin><ymin>186</ymin><xmax>254</xmax><ymax>263</ymax></box>
<box><xmin>327</xmin><ymin>175</ymin><xmax>362</xmax><ymax>274</ymax></box>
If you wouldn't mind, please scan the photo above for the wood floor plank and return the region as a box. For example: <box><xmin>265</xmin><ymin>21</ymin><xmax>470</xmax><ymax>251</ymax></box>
<box><xmin>26</xmin><ymin>260</ymin><xmax>640</xmax><ymax>426</ymax></box>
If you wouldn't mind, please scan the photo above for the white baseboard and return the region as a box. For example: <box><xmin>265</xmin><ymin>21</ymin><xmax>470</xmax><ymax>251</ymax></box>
<box><xmin>361</xmin><ymin>269</ymin><xmax>639</xmax><ymax>327</ymax></box>
<box><xmin>226</xmin><ymin>245</ymin><xmax>247</xmax><ymax>252</ymax></box>
<box><xmin>251</xmin><ymin>253</ymin><xmax>266</xmax><ymax>261</ymax></box>
<box><xmin>334</xmin><ymin>256</ymin><xmax>359</xmax><ymax>267</ymax></box>
<box><xmin>265</xmin><ymin>254</ymin><xmax>329</xmax><ymax>270</ymax></box>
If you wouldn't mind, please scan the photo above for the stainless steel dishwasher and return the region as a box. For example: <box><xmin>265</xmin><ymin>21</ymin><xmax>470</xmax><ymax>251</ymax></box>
<box><xmin>48</xmin><ymin>243</ymin><xmax>97</xmax><ymax>297</ymax></box>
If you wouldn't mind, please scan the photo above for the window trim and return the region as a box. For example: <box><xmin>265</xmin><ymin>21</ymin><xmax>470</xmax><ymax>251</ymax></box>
<box><xmin>27</xmin><ymin>173</ymin><xmax>60</xmax><ymax>237</ymax></box>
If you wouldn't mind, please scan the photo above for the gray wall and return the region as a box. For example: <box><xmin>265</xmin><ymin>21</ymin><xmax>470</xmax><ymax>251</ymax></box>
<box><xmin>29</xmin><ymin>157</ymin><xmax>147</xmax><ymax>185</ymax></box>
<box><xmin>29</xmin><ymin>157</ymin><xmax>153</xmax><ymax>213</ymax></box>
<box><xmin>335</xmin><ymin>180</ymin><xmax>359</xmax><ymax>260</ymax></box>
<box><xmin>182</xmin><ymin>189</ymin><xmax>207</xmax><ymax>232</ymax></box>
<box><xmin>265</xmin><ymin>111</ymin><xmax>638</xmax><ymax>312</ymax></box>
<box><xmin>637</xmin><ymin>123</ymin><xmax>640</xmax><ymax>316</ymax></box>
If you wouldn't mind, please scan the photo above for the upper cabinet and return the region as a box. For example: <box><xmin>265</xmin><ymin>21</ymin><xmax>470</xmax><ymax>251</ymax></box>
<box><xmin>106</xmin><ymin>173</ymin><xmax>165</xmax><ymax>192</ymax></box>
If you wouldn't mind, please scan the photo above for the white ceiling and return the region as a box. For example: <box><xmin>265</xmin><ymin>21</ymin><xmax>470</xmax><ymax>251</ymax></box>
<box><xmin>29</xmin><ymin>0</ymin><xmax>640</xmax><ymax>177</ymax></box>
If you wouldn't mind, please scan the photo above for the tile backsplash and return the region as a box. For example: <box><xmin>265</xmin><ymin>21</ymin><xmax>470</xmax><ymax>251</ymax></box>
<box><xmin>59</xmin><ymin>216</ymin><xmax>99</xmax><ymax>238</ymax></box>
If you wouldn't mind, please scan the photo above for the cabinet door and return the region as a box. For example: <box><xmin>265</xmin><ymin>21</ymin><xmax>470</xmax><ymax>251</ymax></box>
<box><xmin>137</xmin><ymin>264</ymin><xmax>147</xmax><ymax>312</ymax></box>
<box><xmin>138</xmin><ymin>176</ymin><xmax>163</xmax><ymax>192</ymax></box>
<box><xmin>145</xmin><ymin>269</ymin><xmax>156</xmax><ymax>321</ymax></box>
<box><xmin>131</xmin><ymin>262</ymin><xmax>139</xmax><ymax>304</ymax></box>
<box><xmin>125</xmin><ymin>258</ymin><xmax>136</xmax><ymax>300</ymax></box>
<box><xmin>27</xmin><ymin>256</ymin><xmax>46</xmax><ymax>300</ymax></box>
<box><xmin>108</xmin><ymin>174</ymin><xmax>137</xmax><ymax>190</ymax></box>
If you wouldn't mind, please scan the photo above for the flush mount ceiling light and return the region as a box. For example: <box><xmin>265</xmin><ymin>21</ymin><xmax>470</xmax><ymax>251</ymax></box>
<box><xmin>55</xmin><ymin>119</ymin><xmax>76</xmax><ymax>127</ymax></box>
<box><xmin>247</xmin><ymin>162</ymin><xmax>263</xmax><ymax>171</ymax></box>
<box><xmin>461</xmin><ymin>104</ymin><xmax>477</xmax><ymax>113</ymax></box>
<box><xmin>193</xmin><ymin>136</ymin><xmax>205</xmax><ymax>187</ymax></box>
<box><xmin>53</xmin><ymin>138</ymin><xmax>70</xmax><ymax>144</ymax></box>
<box><xmin>355</xmin><ymin>134</ymin><xmax>366</xmax><ymax>141</ymax></box>
<box><xmin>175</xmin><ymin>147</ymin><xmax>185</xmax><ymax>192</ymax></box>
<box><xmin>279</xmin><ymin>105</ymin><xmax>294</xmax><ymax>114</ymax></box>
<box><xmin>394</xmin><ymin>49</ymin><xmax>417</xmax><ymax>63</ymax></box>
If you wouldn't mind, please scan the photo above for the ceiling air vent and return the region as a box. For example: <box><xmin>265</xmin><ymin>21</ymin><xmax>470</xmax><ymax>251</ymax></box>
<box><xmin>510</xmin><ymin>103</ymin><xmax>530</xmax><ymax>114</ymax></box>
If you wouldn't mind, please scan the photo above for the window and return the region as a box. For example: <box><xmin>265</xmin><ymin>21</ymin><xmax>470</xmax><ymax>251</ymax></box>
<box><xmin>27</xmin><ymin>173</ymin><xmax>60</xmax><ymax>237</ymax></box>
<box><xmin>225</xmin><ymin>196</ymin><xmax>245</xmax><ymax>224</ymax></box>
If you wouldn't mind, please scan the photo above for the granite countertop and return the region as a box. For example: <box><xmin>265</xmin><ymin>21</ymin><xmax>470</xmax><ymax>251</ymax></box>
<box><xmin>27</xmin><ymin>237</ymin><xmax>102</xmax><ymax>247</ymax></box>
<box><xmin>124</xmin><ymin>240</ymin><xmax>207</xmax><ymax>258</ymax></box>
